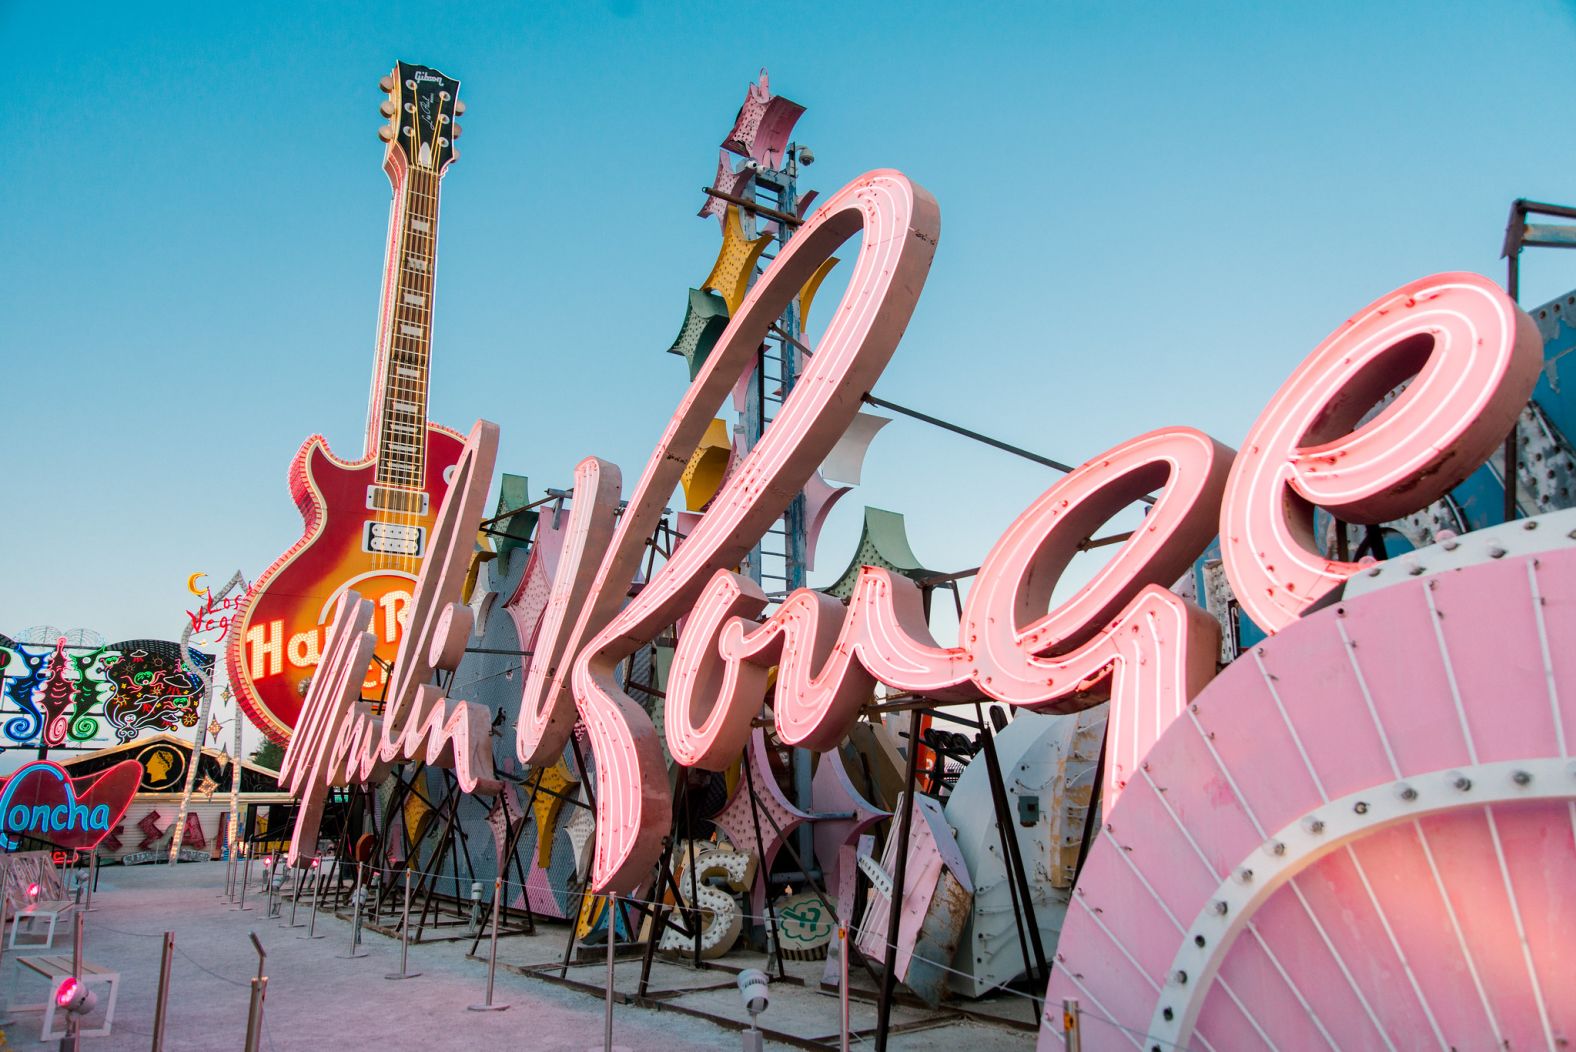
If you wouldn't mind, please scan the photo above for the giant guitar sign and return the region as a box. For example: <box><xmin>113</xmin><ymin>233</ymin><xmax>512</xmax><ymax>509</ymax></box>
<box><xmin>230</xmin><ymin>62</ymin><xmax>467</xmax><ymax>742</ymax></box>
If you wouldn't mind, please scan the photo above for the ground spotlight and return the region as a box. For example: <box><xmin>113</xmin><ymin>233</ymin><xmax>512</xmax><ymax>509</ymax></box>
<box><xmin>737</xmin><ymin>968</ymin><xmax>769</xmax><ymax>1051</ymax></box>
<box><xmin>55</xmin><ymin>976</ymin><xmax>97</xmax><ymax>1016</ymax></box>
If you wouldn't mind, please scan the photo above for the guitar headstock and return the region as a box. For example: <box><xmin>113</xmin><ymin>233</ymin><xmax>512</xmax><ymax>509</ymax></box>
<box><xmin>378</xmin><ymin>61</ymin><xmax>463</xmax><ymax>172</ymax></box>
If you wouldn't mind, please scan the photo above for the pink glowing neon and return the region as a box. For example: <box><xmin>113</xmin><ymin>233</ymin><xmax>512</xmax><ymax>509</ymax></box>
<box><xmin>514</xmin><ymin>456</ymin><xmax>622</xmax><ymax>765</ymax></box>
<box><xmin>1219</xmin><ymin>273</ymin><xmax>1541</xmax><ymax>632</ymax></box>
<box><xmin>549</xmin><ymin>171</ymin><xmax>941</xmax><ymax>892</ymax></box>
<box><xmin>669</xmin><ymin>428</ymin><xmax>1231</xmax><ymax>807</ymax></box>
<box><xmin>280</xmin><ymin>420</ymin><xmax>501</xmax><ymax>866</ymax></box>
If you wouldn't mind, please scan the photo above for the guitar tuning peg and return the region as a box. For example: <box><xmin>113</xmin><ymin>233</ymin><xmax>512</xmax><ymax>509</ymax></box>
<box><xmin>453</xmin><ymin>100</ymin><xmax>466</xmax><ymax>116</ymax></box>
<box><xmin>451</xmin><ymin>122</ymin><xmax>462</xmax><ymax>138</ymax></box>
<box><xmin>450</xmin><ymin>146</ymin><xmax>460</xmax><ymax>163</ymax></box>
<box><xmin>377</xmin><ymin>125</ymin><xmax>396</xmax><ymax>142</ymax></box>
<box><xmin>379</xmin><ymin>100</ymin><xmax>396</xmax><ymax>118</ymax></box>
<box><xmin>379</xmin><ymin>74</ymin><xmax>395</xmax><ymax>94</ymax></box>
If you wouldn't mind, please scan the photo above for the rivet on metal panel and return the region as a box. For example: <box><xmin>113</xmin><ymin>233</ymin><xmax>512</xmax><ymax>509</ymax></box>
<box><xmin>1397</xmin><ymin>784</ymin><xmax>1417</xmax><ymax>801</ymax></box>
<box><xmin>1451</xmin><ymin>773</ymin><xmax>1473</xmax><ymax>791</ymax></box>
<box><xmin>1513</xmin><ymin>770</ymin><xmax>1532</xmax><ymax>785</ymax></box>
<box><xmin>1303</xmin><ymin>817</ymin><xmax>1325</xmax><ymax>834</ymax></box>
<box><xmin>1353</xmin><ymin>801</ymin><xmax>1368</xmax><ymax>814</ymax></box>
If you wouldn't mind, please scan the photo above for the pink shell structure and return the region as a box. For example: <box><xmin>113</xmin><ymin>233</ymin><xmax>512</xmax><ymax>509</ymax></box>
<box><xmin>1043</xmin><ymin>541</ymin><xmax>1576</xmax><ymax>1049</ymax></box>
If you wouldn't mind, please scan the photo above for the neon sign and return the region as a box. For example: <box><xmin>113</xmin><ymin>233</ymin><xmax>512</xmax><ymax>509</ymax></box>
<box><xmin>0</xmin><ymin>759</ymin><xmax>141</xmax><ymax>852</ymax></box>
<box><xmin>285</xmin><ymin>170</ymin><xmax>1540</xmax><ymax>899</ymax></box>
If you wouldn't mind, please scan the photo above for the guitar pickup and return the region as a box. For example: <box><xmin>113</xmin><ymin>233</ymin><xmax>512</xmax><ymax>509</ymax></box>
<box><xmin>366</xmin><ymin>485</ymin><xmax>429</xmax><ymax>515</ymax></box>
<box><xmin>362</xmin><ymin>521</ymin><xmax>427</xmax><ymax>557</ymax></box>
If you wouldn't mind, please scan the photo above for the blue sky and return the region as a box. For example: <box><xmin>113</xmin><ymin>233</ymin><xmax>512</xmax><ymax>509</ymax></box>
<box><xmin>8</xmin><ymin>0</ymin><xmax>1576</xmax><ymax>673</ymax></box>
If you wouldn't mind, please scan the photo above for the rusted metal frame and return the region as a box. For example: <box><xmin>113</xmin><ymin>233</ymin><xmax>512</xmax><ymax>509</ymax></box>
<box><xmin>477</xmin><ymin>489</ymin><xmax>568</xmax><ymax>528</ymax></box>
<box><xmin>974</xmin><ymin>702</ymin><xmax>1046</xmax><ymax>1021</ymax></box>
<box><xmin>501</xmin><ymin>789</ymin><xmax>537</xmax><ymax>936</ymax></box>
<box><xmin>410</xmin><ymin>771</ymin><xmax>467</xmax><ymax>939</ymax></box>
<box><xmin>737</xmin><ymin>754</ymin><xmax>885</xmax><ymax>991</ymax></box>
<box><xmin>469</xmin><ymin>767</ymin><xmax>544</xmax><ymax>957</ymax></box>
<box><xmin>370</xmin><ymin>763</ymin><xmax>424</xmax><ymax>915</ymax></box>
<box><xmin>558</xmin><ymin>731</ymin><xmax>601</xmax><ymax>979</ymax></box>
<box><xmin>1071</xmin><ymin>725</ymin><xmax>1106</xmax><ymax>887</ymax></box>
<box><xmin>874</xmin><ymin>707</ymin><xmax>925</xmax><ymax>1052</ymax></box>
<box><xmin>701</xmin><ymin>184</ymin><xmax>803</xmax><ymax>228</ymax></box>
<box><xmin>740</xmin><ymin>749</ymin><xmax>789</xmax><ymax>981</ymax></box>
<box><xmin>636</xmin><ymin>774</ymin><xmax>700</xmax><ymax>997</ymax></box>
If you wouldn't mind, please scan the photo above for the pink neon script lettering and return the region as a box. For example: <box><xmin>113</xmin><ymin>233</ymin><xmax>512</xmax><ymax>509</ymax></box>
<box><xmin>535</xmin><ymin>171</ymin><xmax>942</xmax><ymax>892</ymax></box>
<box><xmin>669</xmin><ymin>427</ymin><xmax>1232</xmax><ymax>808</ymax></box>
<box><xmin>1220</xmin><ymin>273</ymin><xmax>1542</xmax><ymax>632</ymax></box>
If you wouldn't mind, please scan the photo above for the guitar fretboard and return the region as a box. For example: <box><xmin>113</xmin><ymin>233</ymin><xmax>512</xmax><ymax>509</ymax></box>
<box><xmin>372</xmin><ymin>159</ymin><xmax>442</xmax><ymax>494</ymax></box>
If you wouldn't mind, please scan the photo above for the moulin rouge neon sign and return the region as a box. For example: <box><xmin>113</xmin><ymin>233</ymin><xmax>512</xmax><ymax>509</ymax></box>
<box><xmin>281</xmin><ymin>170</ymin><xmax>1541</xmax><ymax>895</ymax></box>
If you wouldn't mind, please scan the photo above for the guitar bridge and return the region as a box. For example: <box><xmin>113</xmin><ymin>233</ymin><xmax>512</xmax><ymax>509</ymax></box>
<box><xmin>362</xmin><ymin>521</ymin><xmax>427</xmax><ymax>557</ymax></box>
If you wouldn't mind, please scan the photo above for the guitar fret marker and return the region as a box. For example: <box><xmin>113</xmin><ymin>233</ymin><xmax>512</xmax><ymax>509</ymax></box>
<box><xmin>402</xmin><ymin>292</ymin><xmax>426</xmax><ymax>306</ymax></box>
<box><xmin>396</xmin><ymin>366</ymin><xmax>420</xmax><ymax>379</ymax></box>
<box><xmin>410</xmin><ymin>218</ymin><xmax>430</xmax><ymax>232</ymax></box>
<box><xmin>400</xmin><ymin>323</ymin><xmax>423</xmax><ymax>336</ymax></box>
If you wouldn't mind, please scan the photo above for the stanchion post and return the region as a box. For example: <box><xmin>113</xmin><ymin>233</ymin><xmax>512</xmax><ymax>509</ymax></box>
<box><xmin>61</xmin><ymin>911</ymin><xmax>84</xmax><ymax>1052</ymax></box>
<box><xmin>1062</xmin><ymin>998</ymin><xmax>1081</xmax><ymax>1052</ymax></box>
<box><xmin>235</xmin><ymin>849</ymin><xmax>254</xmax><ymax>912</ymax></box>
<box><xmin>243</xmin><ymin>933</ymin><xmax>268</xmax><ymax>1052</ymax></box>
<box><xmin>83</xmin><ymin>853</ymin><xmax>98</xmax><ymax>913</ymax></box>
<box><xmin>603</xmin><ymin>892</ymin><xmax>616</xmax><ymax>1052</ymax></box>
<box><xmin>300</xmin><ymin>859</ymin><xmax>325</xmax><ymax>940</ymax></box>
<box><xmin>385</xmin><ymin>867</ymin><xmax>421</xmax><ymax>980</ymax></box>
<box><xmin>839</xmin><ymin>925</ymin><xmax>850</xmax><ymax>1052</ymax></box>
<box><xmin>151</xmin><ymin>931</ymin><xmax>174</xmax><ymax>1052</ymax></box>
<box><xmin>467</xmin><ymin>876</ymin><xmax>509</xmax><ymax>1011</ymax></box>
<box><xmin>336</xmin><ymin>862</ymin><xmax>368</xmax><ymax>959</ymax></box>
<box><xmin>286</xmin><ymin>867</ymin><xmax>303</xmax><ymax>928</ymax></box>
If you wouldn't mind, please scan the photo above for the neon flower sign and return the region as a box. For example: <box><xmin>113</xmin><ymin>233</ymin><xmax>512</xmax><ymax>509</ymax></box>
<box><xmin>0</xmin><ymin>759</ymin><xmax>141</xmax><ymax>852</ymax></box>
<box><xmin>286</xmin><ymin>169</ymin><xmax>1540</xmax><ymax>901</ymax></box>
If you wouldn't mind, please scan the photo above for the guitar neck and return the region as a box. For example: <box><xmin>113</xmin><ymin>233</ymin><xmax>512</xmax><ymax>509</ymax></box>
<box><xmin>370</xmin><ymin>154</ymin><xmax>442</xmax><ymax>492</ymax></box>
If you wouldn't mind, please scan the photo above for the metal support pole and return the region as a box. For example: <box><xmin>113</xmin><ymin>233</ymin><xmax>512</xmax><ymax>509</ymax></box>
<box><xmin>285</xmin><ymin>868</ymin><xmax>303</xmax><ymax>928</ymax></box>
<box><xmin>467</xmin><ymin>877</ymin><xmax>509</xmax><ymax>1010</ymax></box>
<box><xmin>603</xmin><ymin>892</ymin><xmax>616</xmax><ymax>1052</ymax></box>
<box><xmin>243</xmin><ymin>933</ymin><xmax>267</xmax><ymax>1052</ymax></box>
<box><xmin>337</xmin><ymin>862</ymin><xmax>367</xmax><ymax>959</ymax></box>
<box><xmin>1505</xmin><ymin>246</ymin><xmax>1523</xmax><ymax>524</ymax></box>
<box><xmin>1062</xmin><ymin>998</ymin><xmax>1082</xmax><ymax>1052</ymax></box>
<box><xmin>386</xmin><ymin>867</ymin><xmax>421</xmax><ymax>980</ymax></box>
<box><xmin>151</xmin><ymin>932</ymin><xmax>174</xmax><ymax>1052</ymax></box>
<box><xmin>300</xmin><ymin>861</ymin><xmax>325</xmax><ymax>940</ymax></box>
<box><xmin>82</xmin><ymin>852</ymin><xmax>97</xmax><ymax>913</ymax></box>
<box><xmin>839</xmin><ymin>925</ymin><xmax>850</xmax><ymax>1052</ymax></box>
<box><xmin>874</xmin><ymin>709</ymin><xmax>923</xmax><ymax>1052</ymax></box>
<box><xmin>236</xmin><ymin>849</ymin><xmax>253</xmax><ymax>911</ymax></box>
<box><xmin>60</xmin><ymin>911</ymin><xmax>84</xmax><ymax>1052</ymax></box>
<box><xmin>0</xmin><ymin>857</ymin><xmax>12</xmax><ymax>1026</ymax></box>
<box><xmin>976</xmin><ymin>710</ymin><xmax>1048</xmax><ymax>1014</ymax></box>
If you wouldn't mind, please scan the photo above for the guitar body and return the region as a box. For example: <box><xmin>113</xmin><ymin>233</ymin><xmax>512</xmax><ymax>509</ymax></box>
<box><xmin>230</xmin><ymin>422</ymin><xmax>464</xmax><ymax>742</ymax></box>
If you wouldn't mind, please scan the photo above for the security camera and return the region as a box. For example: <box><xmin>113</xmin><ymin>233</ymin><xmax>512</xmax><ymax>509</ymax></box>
<box><xmin>797</xmin><ymin>146</ymin><xmax>815</xmax><ymax>166</ymax></box>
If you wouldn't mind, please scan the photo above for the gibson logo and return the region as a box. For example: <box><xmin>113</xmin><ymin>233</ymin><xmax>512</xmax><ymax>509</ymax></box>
<box><xmin>283</xmin><ymin>169</ymin><xmax>1541</xmax><ymax>896</ymax></box>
